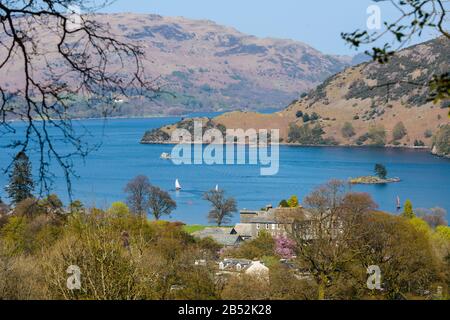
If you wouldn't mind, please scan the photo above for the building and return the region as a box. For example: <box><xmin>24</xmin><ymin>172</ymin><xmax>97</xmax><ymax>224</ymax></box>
<box><xmin>235</xmin><ymin>206</ymin><xmax>309</xmax><ymax>240</ymax></box>
<box><xmin>192</xmin><ymin>227</ymin><xmax>244</xmax><ymax>247</ymax></box>
<box><xmin>218</xmin><ymin>258</ymin><xmax>269</xmax><ymax>278</ymax></box>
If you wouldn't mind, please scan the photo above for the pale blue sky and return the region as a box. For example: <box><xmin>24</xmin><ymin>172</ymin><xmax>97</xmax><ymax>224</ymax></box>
<box><xmin>103</xmin><ymin>0</ymin><xmax>441</xmax><ymax>55</ymax></box>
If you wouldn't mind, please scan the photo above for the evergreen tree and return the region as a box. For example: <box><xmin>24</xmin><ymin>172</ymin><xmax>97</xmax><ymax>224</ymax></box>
<box><xmin>374</xmin><ymin>164</ymin><xmax>388</xmax><ymax>179</ymax></box>
<box><xmin>5</xmin><ymin>152</ymin><xmax>34</xmax><ymax>205</ymax></box>
<box><xmin>402</xmin><ymin>199</ymin><xmax>415</xmax><ymax>219</ymax></box>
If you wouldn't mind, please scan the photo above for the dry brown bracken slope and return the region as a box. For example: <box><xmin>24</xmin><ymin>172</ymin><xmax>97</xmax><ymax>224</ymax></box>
<box><xmin>143</xmin><ymin>37</ymin><xmax>449</xmax><ymax>149</ymax></box>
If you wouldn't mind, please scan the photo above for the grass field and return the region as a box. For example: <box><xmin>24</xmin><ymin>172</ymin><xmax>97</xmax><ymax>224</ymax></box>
<box><xmin>183</xmin><ymin>225</ymin><xmax>209</xmax><ymax>234</ymax></box>
<box><xmin>183</xmin><ymin>225</ymin><xmax>234</xmax><ymax>234</ymax></box>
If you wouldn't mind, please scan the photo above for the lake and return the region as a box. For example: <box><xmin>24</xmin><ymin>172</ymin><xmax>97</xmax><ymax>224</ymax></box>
<box><xmin>1</xmin><ymin>117</ymin><xmax>449</xmax><ymax>225</ymax></box>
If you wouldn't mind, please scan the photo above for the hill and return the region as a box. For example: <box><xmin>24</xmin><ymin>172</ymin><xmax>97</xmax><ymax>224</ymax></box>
<box><xmin>142</xmin><ymin>37</ymin><xmax>449</xmax><ymax>150</ymax></box>
<box><xmin>0</xmin><ymin>13</ymin><xmax>353</xmax><ymax>117</ymax></box>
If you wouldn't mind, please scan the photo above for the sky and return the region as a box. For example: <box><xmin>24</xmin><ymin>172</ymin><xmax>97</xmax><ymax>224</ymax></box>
<box><xmin>101</xmin><ymin>0</ymin><xmax>443</xmax><ymax>56</ymax></box>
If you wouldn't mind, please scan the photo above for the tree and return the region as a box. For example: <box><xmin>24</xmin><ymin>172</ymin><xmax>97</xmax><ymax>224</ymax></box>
<box><xmin>341</xmin><ymin>122</ymin><xmax>356</xmax><ymax>138</ymax></box>
<box><xmin>289</xmin><ymin>181</ymin><xmax>378</xmax><ymax>300</ymax></box>
<box><xmin>69</xmin><ymin>200</ymin><xmax>84</xmax><ymax>214</ymax></box>
<box><xmin>351</xmin><ymin>211</ymin><xmax>442</xmax><ymax>299</ymax></box>
<box><xmin>393</xmin><ymin>122</ymin><xmax>408</xmax><ymax>141</ymax></box>
<box><xmin>287</xmin><ymin>195</ymin><xmax>299</xmax><ymax>208</ymax></box>
<box><xmin>39</xmin><ymin>194</ymin><xmax>64</xmax><ymax>216</ymax></box>
<box><xmin>279</xmin><ymin>200</ymin><xmax>289</xmax><ymax>208</ymax></box>
<box><xmin>203</xmin><ymin>189</ymin><xmax>237</xmax><ymax>226</ymax></box>
<box><xmin>302</xmin><ymin>113</ymin><xmax>311</xmax><ymax>123</ymax></box>
<box><xmin>374</xmin><ymin>163</ymin><xmax>387</xmax><ymax>179</ymax></box>
<box><xmin>147</xmin><ymin>186</ymin><xmax>177</xmax><ymax>220</ymax></box>
<box><xmin>342</xmin><ymin>0</ymin><xmax>449</xmax><ymax>110</ymax></box>
<box><xmin>108</xmin><ymin>202</ymin><xmax>131</xmax><ymax>218</ymax></box>
<box><xmin>5</xmin><ymin>152</ymin><xmax>34</xmax><ymax>205</ymax></box>
<box><xmin>124</xmin><ymin>175</ymin><xmax>151</xmax><ymax>216</ymax></box>
<box><xmin>433</xmin><ymin>124</ymin><xmax>450</xmax><ymax>156</ymax></box>
<box><xmin>275</xmin><ymin>235</ymin><xmax>296</xmax><ymax>259</ymax></box>
<box><xmin>415</xmin><ymin>207</ymin><xmax>448</xmax><ymax>228</ymax></box>
<box><xmin>402</xmin><ymin>199</ymin><xmax>415</xmax><ymax>219</ymax></box>
<box><xmin>0</xmin><ymin>197</ymin><xmax>9</xmax><ymax>215</ymax></box>
<box><xmin>0</xmin><ymin>1</ymin><xmax>159</xmax><ymax>193</ymax></box>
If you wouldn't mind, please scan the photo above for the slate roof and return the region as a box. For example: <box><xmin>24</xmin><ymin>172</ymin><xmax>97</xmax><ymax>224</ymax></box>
<box><xmin>192</xmin><ymin>228</ymin><xmax>243</xmax><ymax>246</ymax></box>
<box><xmin>233</xmin><ymin>223</ymin><xmax>253</xmax><ymax>237</ymax></box>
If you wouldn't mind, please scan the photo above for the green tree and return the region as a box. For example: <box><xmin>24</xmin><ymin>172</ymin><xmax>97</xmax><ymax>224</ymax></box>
<box><xmin>203</xmin><ymin>189</ymin><xmax>237</xmax><ymax>226</ymax></box>
<box><xmin>279</xmin><ymin>200</ymin><xmax>289</xmax><ymax>208</ymax></box>
<box><xmin>403</xmin><ymin>199</ymin><xmax>415</xmax><ymax>219</ymax></box>
<box><xmin>5</xmin><ymin>152</ymin><xmax>34</xmax><ymax>205</ymax></box>
<box><xmin>302</xmin><ymin>113</ymin><xmax>310</xmax><ymax>123</ymax></box>
<box><xmin>108</xmin><ymin>202</ymin><xmax>131</xmax><ymax>217</ymax></box>
<box><xmin>374</xmin><ymin>164</ymin><xmax>387</xmax><ymax>179</ymax></box>
<box><xmin>287</xmin><ymin>195</ymin><xmax>299</xmax><ymax>208</ymax></box>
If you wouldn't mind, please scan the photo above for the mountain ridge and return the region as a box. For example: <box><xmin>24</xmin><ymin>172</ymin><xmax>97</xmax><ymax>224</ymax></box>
<box><xmin>1</xmin><ymin>12</ymin><xmax>354</xmax><ymax>117</ymax></box>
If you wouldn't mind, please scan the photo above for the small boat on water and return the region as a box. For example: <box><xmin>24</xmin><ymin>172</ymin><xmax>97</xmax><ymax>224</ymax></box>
<box><xmin>160</xmin><ymin>152</ymin><xmax>171</xmax><ymax>160</ymax></box>
<box><xmin>215</xmin><ymin>184</ymin><xmax>219</xmax><ymax>192</ymax></box>
<box><xmin>175</xmin><ymin>179</ymin><xmax>182</xmax><ymax>191</ymax></box>
<box><xmin>396</xmin><ymin>196</ymin><xmax>401</xmax><ymax>210</ymax></box>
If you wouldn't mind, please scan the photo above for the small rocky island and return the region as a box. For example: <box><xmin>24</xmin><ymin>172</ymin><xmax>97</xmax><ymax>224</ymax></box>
<box><xmin>349</xmin><ymin>164</ymin><xmax>401</xmax><ymax>185</ymax></box>
<box><xmin>141</xmin><ymin>118</ymin><xmax>226</xmax><ymax>144</ymax></box>
<box><xmin>349</xmin><ymin>176</ymin><xmax>401</xmax><ymax>185</ymax></box>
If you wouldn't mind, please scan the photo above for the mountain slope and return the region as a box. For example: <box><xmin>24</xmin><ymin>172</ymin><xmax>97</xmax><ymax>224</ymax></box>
<box><xmin>0</xmin><ymin>13</ymin><xmax>352</xmax><ymax>117</ymax></box>
<box><xmin>142</xmin><ymin>37</ymin><xmax>449</xmax><ymax>149</ymax></box>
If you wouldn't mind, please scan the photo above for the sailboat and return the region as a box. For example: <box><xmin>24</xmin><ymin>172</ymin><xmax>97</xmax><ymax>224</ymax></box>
<box><xmin>396</xmin><ymin>196</ymin><xmax>401</xmax><ymax>210</ymax></box>
<box><xmin>175</xmin><ymin>179</ymin><xmax>182</xmax><ymax>191</ymax></box>
<box><xmin>215</xmin><ymin>184</ymin><xmax>219</xmax><ymax>192</ymax></box>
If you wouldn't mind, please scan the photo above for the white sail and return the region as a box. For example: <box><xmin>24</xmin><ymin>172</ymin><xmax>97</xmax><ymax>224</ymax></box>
<box><xmin>175</xmin><ymin>179</ymin><xmax>182</xmax><ymax>190</ymax></box>
<box><xmin>215</xmin><ymin>184</ymin><xmax>219</xmax><ymax>191</ymax></box>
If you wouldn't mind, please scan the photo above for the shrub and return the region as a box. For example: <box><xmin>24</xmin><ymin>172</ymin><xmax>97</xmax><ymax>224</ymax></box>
<box><xmin>433</xmin><ymin>124</ymin><xmax>450</xmax><ymax>155</ymax></box>
<box><xmin>341</xmin><ymin>122</ymin><xmax>356</xmax><ymax>138</ymax></box>
<box><xmin>296</xmin><ymin>110</ymin><xmax>303</xmax><ymax>118</ymax></box>
<box><xmin>368</xmin><ymin>125</ymin><xmax>386</xmax><ymax>146</ymax></box>
<box><xmin>302</xmin><ymin>113</ymin><xmax>310</xmax><ymax>123</ymax></box>
<box><xmin>310</xmin><ymin>112</ymin><xmax>320</xmax><ymax>121</ymax></box>
<box><xmin>392</xmin><ymin>122</ymin><xmax>407</xmax><ymax>141</ymax></box>
<box><xmin>279</xmin><ymin>200</ymin><xmax>289</xmax><ymax>208</ymax></box>
<box><xmin>424</xmin><ymin>129</ymin><xmax>433</xmax><ymax>138</ymax></box>
<box><xmin>288</xmin><ymin>123</ymin><xmax>330</xmax><ymax>145</ymax></box>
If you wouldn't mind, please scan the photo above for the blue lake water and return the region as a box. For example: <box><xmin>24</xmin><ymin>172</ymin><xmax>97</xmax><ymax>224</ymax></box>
<box><xmin>1</xmin><ymin>117</ymin><xmax>449</xmax><ymax>225</ymax></box>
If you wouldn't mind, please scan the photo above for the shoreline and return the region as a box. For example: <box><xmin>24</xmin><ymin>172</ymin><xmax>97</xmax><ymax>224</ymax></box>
<box><xmin>140</xmin><ymin>140</ymin><xmax>433</xmax><ymax>152</ymax></box>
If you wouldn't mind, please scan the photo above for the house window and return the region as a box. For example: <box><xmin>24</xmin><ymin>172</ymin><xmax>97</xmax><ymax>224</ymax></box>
<box><xmin>271</xmin><ymin>224</ymin><xmax>276</xmax><ymax>230</ymax></box>
<box><xmin>266</xmin><ymin>224</ymin><xmax>269</xmax><ymax>230</ymax></box>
